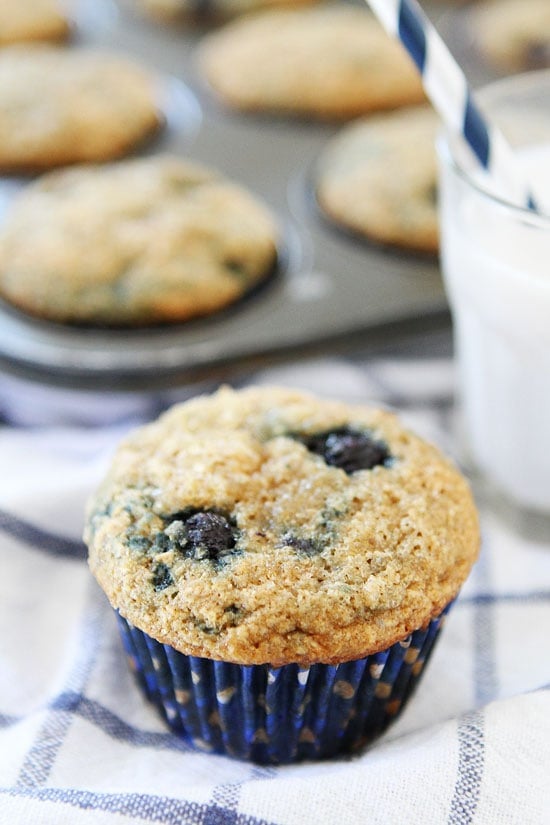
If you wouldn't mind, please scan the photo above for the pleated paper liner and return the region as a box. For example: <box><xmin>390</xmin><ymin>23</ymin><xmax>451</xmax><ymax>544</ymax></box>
<box><xmin>115</xmin><ymin>601</ymin><xmax>452</xmax><ymax>764</ymax></box>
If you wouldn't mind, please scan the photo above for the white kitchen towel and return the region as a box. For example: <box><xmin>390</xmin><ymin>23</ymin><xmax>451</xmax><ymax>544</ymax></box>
<box><xmin>1</xmin><ymin>356</ymin><xmax>549</xmax><ymax>825</ymax></box>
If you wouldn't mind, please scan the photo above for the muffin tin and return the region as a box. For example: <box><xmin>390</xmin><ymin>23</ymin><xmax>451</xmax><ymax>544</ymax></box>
<box><xmin>0</xmin><ymin>0</ymin><xmax>450</xmax><ymax>389</ymax></box>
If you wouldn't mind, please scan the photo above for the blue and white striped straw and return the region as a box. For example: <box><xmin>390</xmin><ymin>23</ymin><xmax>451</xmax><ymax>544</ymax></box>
<box><xmin>364</xmin><ymin>0</ymin><xmax>536</xmax><ymax>209</ymax></box>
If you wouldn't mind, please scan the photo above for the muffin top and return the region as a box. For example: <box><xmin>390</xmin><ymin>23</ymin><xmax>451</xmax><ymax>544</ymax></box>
<box><xmin>472</xmin><ymin>0</ymin><xmax>550</xmax><ymax>72</ymax></box>
<box><xmin>317</xmin><ymin>106</ymin><xmax>439</xmax><ymax>254</ymax></box>
<box><xmin>0</xmin><ymin>155</ymin><xmax>278</xmax><ymax>325</ymax></box>
<box><xmin>0</xmin><ymin>0</ymin><xmax>69</xmax><ymax>45</ymax></box>
<box><xmin>86</xmin><ymin>386</ymin><xmax>479</xmax><ymax>666</ymax></box>
<box><xmin>199</xmin><ymin>5</ymin><xmax>424</xmax><ymax>120</ymax></box>
<box><xmin>0</xmin><ymin>46</ymin><xmax>161</xmax><ymax>171</ymax></box>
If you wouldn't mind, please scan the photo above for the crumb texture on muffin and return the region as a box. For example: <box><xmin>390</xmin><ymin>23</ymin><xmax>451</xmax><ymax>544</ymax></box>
<box><xmin>317</xmin><ymin>106</ymin><xmax>439</xmax><ymax>253</ymax></box>
<box><xmin>199</xmin><ymin>5</ymin><xmax>425</xmax><ymax>119</ymax></box>
<box><xmin>0</xmin><ymin>46</ymin><xmax>161</xmax><ymax>170</ymax></box>
<box><xmin>0</xmin><ymin>155</ymin><xmax>278</xmax><ymax>325</ymax></box>
<box><xmin>86</xmin><ymin>386</ymin><xmax>480</xmax><ymax>665</ymax></box>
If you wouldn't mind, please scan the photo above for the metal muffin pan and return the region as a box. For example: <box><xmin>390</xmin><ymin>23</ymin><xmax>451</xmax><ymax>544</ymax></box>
<box><xmin>0</xmin><ymin>0</ymin><xmax>449</xmax><ymax>389</ymax></box>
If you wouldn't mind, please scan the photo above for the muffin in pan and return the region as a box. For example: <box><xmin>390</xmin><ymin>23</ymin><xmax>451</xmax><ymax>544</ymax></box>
<box><xmin>85</xmin><ymin>386</ymin><xmax>479</xmax><ymax>763</ymax></box>
<box><xmin>317</xmin><ymin>106</ymin><xmax>439</xmax><ymax>254</ymax></box>
<box><xmin>199</xmin><ymin>5</ymin><xmax>425</xmax><ymax>120</ymax></box>
<box><xmin>0</xmin><ymin>46</ymin><xmax>162</xmax><ymax>172</ymax></box>
<box><xmin>0</xmin><ymin>0</ymin><xmax>70</xmax><ymax>46</ymax></box>
<box><xmin>0</xmin><ymin>155</ymin><xmax>279</xmax><ymax>326</ymax></box>
<box><xmin>471</xmin><ymin>0</ymin><xmax>550</xmax><ymax>72</ymax></box>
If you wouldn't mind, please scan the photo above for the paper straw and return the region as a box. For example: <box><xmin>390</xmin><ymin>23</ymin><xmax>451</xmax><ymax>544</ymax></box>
<box><xmin>364</xmin><ymin>0</ymin><xmax>536</xmax><ymax>209</ymax></box>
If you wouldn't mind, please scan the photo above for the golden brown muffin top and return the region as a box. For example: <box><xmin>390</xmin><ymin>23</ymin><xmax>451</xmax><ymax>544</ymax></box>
<box><xmin>199</xmin><ymin>5</ymin><xmax>424</xmax><ymax>120</ymax></box>
<box><xmin>0</xmin><ymin>0</ymin><xmax>69</xmax><ymax>46</ymax></box>
<box><xmin>317</xmin><ymin>106</ymin><xmax>439</xmax><ymax>254</ymax></box>
<box><xmin>0</xmin><ymin>155</ymin><xmax>278</xmax><ymax>325</ymax></box>
<box><xmin>86</xmin><ymin>386</ymin><xmax>479</xmax><ymax>665</ymax></box>
<box><xmin>472</xmin><ymin>0</ymin><xmax>550</xmax><ymax>72</ymax></box>
<box><xmin>0</xmin><ymin>46</ymin><xmax>161</xmax><ymax>171</ymax></box>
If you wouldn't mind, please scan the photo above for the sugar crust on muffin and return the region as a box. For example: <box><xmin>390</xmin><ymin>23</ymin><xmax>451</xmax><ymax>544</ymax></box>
<box><xmin>86</xmin><ymin>386</ymin><xmax>480</xmax><ymax>666</ymax></box>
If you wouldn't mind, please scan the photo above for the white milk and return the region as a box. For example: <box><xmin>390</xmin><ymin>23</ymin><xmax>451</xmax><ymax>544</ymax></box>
<box><xmin>439</xmin><ymin>144</ymin><xmax>550</xmax><ymax>513</ymax></box>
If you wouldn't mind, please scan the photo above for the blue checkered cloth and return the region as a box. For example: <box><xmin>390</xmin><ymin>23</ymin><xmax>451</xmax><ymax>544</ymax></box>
<box><xmin>1</xmin><ymin>356</ymin><xmax>549</xmax><ymax>824</ymax></box>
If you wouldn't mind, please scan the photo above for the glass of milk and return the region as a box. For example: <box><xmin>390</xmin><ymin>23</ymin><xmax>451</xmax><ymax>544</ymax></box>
<box><xmin>437</xmin><ymin>70</ymin><xmax>550</xmax><ymax>521</ymax></box>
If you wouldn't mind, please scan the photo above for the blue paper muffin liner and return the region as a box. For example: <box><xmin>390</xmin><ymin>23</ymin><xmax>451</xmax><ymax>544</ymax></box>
<box><xmin>115</xmin><ymin>602</ymin><xmax>453</xmax><ymax>764</ymax></box>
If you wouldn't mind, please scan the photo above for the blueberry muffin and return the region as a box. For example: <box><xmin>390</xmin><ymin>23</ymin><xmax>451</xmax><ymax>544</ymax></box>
<box><xmin>317</xmin><ymin>106</ymin><xmax>439</xmax><ymax>253</ymax></box>
<box><xmin>0</xmin><ymin>0</ymin><xmax>69</xmax><ymax>45</ymax></box>
<box><xmin>0</xmin><ymin>155</ymin><xmax>278</xmax><ymax>325</ymax></box>
<box><xmin>134</xmin><ymin>0</ymin><xmax>318</xmax><ymax>24</ymax></box>
<box><xmin>199</xmin><ymin>5</ymin><xmax>425</xmax><ymax>120</ymax></box>
<box><xmin>0</xmin><ymin>46</ymin><xmax>162</xmax><ymax>171</ymax></box>
<box><xmin>85</xmin><ymin>386</ymin><xmax>479</xmax><ymax>762</ymax></box>
<box><xmin>472</xmin><ymin>0</ymin><xmax>550</xmax><ymax>71</ymax></box>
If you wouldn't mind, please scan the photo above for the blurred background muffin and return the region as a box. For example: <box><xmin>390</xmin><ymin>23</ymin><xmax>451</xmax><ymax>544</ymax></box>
<box><xmin>0</xmin><ymin>0</ymin><xmax>70</xmax><ymax>46</ymax></box>
<box><xmin>0</xmin><ymin>155</ymin><xmax>279</xmax><ymax>325</ymax></box>
<box><xmin>199</xmin><ymin>5</ymin><xmax>425</xmax><ymax>120</ymax></box>
<box><xmin>471</xmin><ymin>0</ymin><xmax>550</xmax><ymax>72</ymax></box>
<box><xmin>317</xmin><ymin>106</ymin><xmax>439</xmax><ymax>253</ymax></box>
<box><xmin>0</xmin><ymin>46</ymin><xmax>162</xmax><ymax>171</ymax></box>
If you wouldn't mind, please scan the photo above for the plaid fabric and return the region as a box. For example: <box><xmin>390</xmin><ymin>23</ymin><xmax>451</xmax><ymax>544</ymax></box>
<box><xmin>1</xmin><ymin>356</ymin><xmax>549</xmax><ymax>824</ymax></box>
